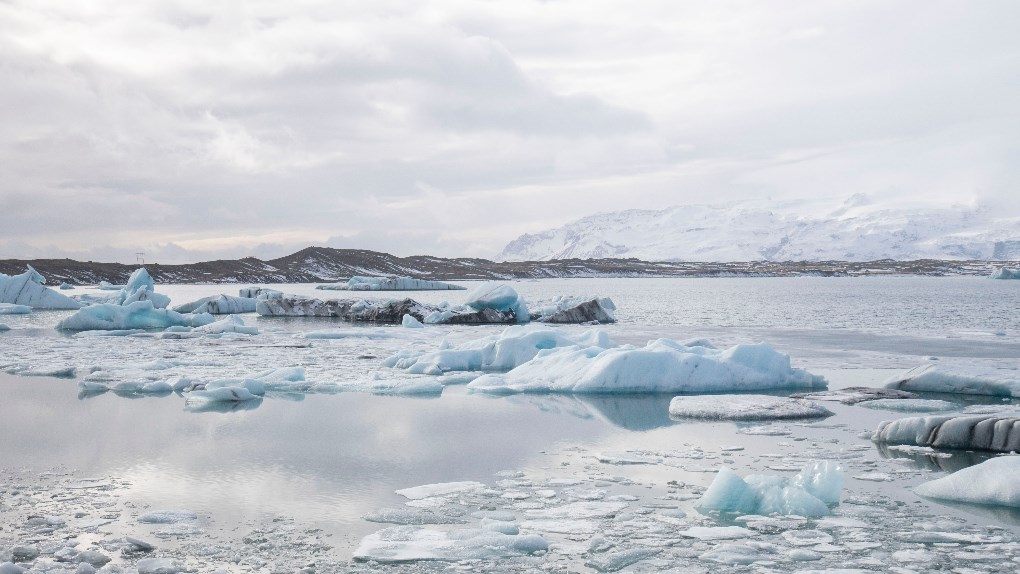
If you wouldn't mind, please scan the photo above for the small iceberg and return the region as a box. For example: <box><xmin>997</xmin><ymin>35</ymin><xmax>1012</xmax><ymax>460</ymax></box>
<box><xmin>0</xmin><ymin>303</ymin><xmax>31</xmax><ymax>315</ymax></box>
<box><xmin>317</xmin><ymin>276</ymin><xmax>467</xmax><ymax>291</ymax></box>
<box><xmin>463</xmin><ymin>282</ymin><xmax>529</xmax><ymax>323</ymax></box>
<box><xmin>0</xmin><ymin>266</ymin><xmax>80</xmax><ymax>309</ymax></box>
<box><xmin>79</xmin><ymin>268</ymin><xmax>171</xmax><ymax>309</ymax></box>
<box><xmin>696</xmin><ymin>462</ymin><xmax>844</xmax><ymax>518</ymax></box>
<box><xmin>668</xmin><ymin>395</ymin><xmax>833</xmax><ymax>420</ymax></box>
<box><xmin>873</xmin><ymin>414</ymin><xmax>1020</xmax><ymax>452</ymax></box>
<box><xmin>56</xmin><ymin>300</ymin><xmax>214</xmax><ymax>331</ymax></box>
<box><xmin>172</xmin><ymin>294</ymin><xmax>257</xmax><ymax>314</ymax></box>
<box><xmin>990</xmin><ymin>266</ymin><xmax>1020</xmax><ymax>279</ymax></box>
<box><xmin>885</xmin><ymin>364</ymin><xmax>1020</xmax><ymax>397</ymax></box>
<box><xmin>915</xmin><ymin>455</ymin><xmax>1020</xmax><ymax>507</ymax></box>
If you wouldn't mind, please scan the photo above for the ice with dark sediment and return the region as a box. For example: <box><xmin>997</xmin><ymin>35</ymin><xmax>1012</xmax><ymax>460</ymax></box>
<box><xmin>172</xmin><ymin>294</ymin><xmax>258</xmax><ymax>314</ymax></box>
<box><xmin>56</xmin><ymin>300</ymin><xmax>214</xmax><ymax>331</ymax></box>
<box><xmin>317</xmin><ymin>276</ymin><xmax>467</xmax><ymax>291</ymax></box>
<box><xmin>0</xmin><ymin>266</ymin><xmax>80</xmax><ymax>309</ymax></box>
<box><xmin>668</xmin><ymin>395</ymin><xmax>833</xmax><ymax>420</ymax></box>
<box><xmin>872</xmin><ymin>414</ymin><xmax>1020</xmax><ymax>452</ymax></box>
<box><xmin>884</xmin><ymin>363</ymin><xmax>1020</xmax><ymax>397</ymax></box>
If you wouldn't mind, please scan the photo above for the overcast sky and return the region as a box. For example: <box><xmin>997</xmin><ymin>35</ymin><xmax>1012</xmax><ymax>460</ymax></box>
<box><xmin>1</xmin><ymin>1</ymin><xmax>1018</xmax><ymax>263</ymax></box>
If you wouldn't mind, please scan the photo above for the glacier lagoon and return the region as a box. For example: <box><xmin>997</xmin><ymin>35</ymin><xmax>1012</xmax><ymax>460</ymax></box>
<box><xmin>1</xmin><ymin>276</ymin><xmax>1019</xmax><ymax>572</ymax></box>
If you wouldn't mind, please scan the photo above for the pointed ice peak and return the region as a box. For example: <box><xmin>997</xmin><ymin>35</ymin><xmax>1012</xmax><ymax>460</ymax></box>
<box><xmin>26</xmin><ymin>264</ymin><xmax>45</xmax><ymax>285</ymax></box>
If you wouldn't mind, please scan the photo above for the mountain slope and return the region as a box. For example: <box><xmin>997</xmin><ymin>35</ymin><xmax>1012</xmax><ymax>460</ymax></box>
<box><xmin>496</xmin><ymin>196</ymin><xmax>1020</xmax><ymax>262</ymax></box>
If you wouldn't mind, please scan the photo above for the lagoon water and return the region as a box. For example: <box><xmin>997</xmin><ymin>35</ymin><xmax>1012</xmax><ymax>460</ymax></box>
<box><xmin>2</xmin><ymin>276</ymin><xmax>1019</xmax><ymax>571</ymax></box>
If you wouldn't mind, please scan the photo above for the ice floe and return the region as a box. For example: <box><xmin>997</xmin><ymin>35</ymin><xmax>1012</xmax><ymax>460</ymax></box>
<box><xmin>873</xmin><ymin>414</ymin><xmax>1020</xmax><ymax>452</ymax></box>
<box><xmin>0</xmin><ymin>303</ymin><xmax>31</xmax><ymax>314</ymax></box>
<box><xmin>792</xmin><ymin>386</ymin><xmax>917</xmax><ymax>404</ymax></box>
<box><xmin>352</xmin><ymin>525</ymin><xmax>548</xmax><ymax>562</ymax></box>
<box><xmin>317</xmin><ymin>276</ymin><xmax>466</xmax><ymax>291</ymax></box>
<box><xmin>172</xmin><ymin>294</ymin><xmax>257</xmax><ymax>314</ymax></box>
<box><xmin>915</xmin><ymin>455</ymin><xmax>1020</xmax><ymax>507</ymax></box>
<box><xmin>668</xmin><ymin>395</ymin><xmax>833</xmax><ymax>420</ymax></box>
<box><xmin>885</xmin><ymin>363</ymin><xmax>1020</xmax><ymax>397</ymax></box>
<box><xmin>0</xmin><ymin>266</ymin><xmax>80</xmax><ymax>309</ymax></box>
<box><xmin>55</xmin><ymin>300</ymin><xmax>214</xmax><ymax>331</ymax></box>
<box><xmin>467</xmin><ymin>338</ymin><xmax>825</xmax><ymax>394</ymax></box>
<box><xmin>696</xmin><ymin>462</ymin><xmax>843</xmax><ymax>518</ymax></box>
<box><xmin>857</xmin><ymin>398</ymin><xmax>959</xmax><ymax>412</ymax></box>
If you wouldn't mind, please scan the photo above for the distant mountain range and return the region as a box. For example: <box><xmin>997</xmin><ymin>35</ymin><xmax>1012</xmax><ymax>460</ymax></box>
<box><xmin>496</xmin><ymin>195</ymin><xmax>1020</xmax><ymax>262</ymax></box>
<box><xmin>0</xmin><ymin>246</ymin><xmax>1004</xmax><ymax>284</ymax></box>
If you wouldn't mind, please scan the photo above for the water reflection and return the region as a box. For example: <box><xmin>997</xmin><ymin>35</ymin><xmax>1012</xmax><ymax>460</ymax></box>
<box><xmin>873</xmin><ymin>442</ymin><xmax>996</xmax><ymax>473</ymax></box>
<box><xmin>502</xmin><ymin>393</ymin><xmax>677</xmax><ymax>431</ymax></box>
<box><xmin>185</xmin><ymin>397</ymin><xmax>264</xmax><ymax>413</ymax></box>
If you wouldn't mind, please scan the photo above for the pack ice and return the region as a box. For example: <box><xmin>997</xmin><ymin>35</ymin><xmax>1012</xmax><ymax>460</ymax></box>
<box><xmin>317</xmin><ymin>276</ymin><xmax>466</xmax><ymax>291</ymax></box>
<box><xmin>697</xmin><ymin>462</ymin><xmax>844</xmax><ymax>517</ymax></box>
<box><xmin>885</xmin><ymin>364</ymin><xmax>1020</xmax><ymax>397</ymax></box>
<box><xmin>668</xmin><ymin>395</ymin><xmax>833</xmax><ymax>420</ymax></box>
<box><xmin>872</xmin><ymin>414</ymin><xmax>1020</xmax><ymax>452</ymax></box>
<box><xmin>0</xmin><ymin>266</ymin><xmax>80</xmax><ymax>309</ymax></box>
<box><xmin>56</xmin><ymin>300</ymin><xmax>214</xmax><ymax>331</ymax></box>
<box><xmin>466</xmin><ymin>338</ymin><xmax>825</xmax><ymax>394</ymax></box>
<box><xmin>914</xmin><ymin>455</ymin><xmax>1020</xmax><ymax>507</ymax></box>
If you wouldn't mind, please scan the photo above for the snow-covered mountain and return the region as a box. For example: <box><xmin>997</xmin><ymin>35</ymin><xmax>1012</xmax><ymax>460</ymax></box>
<box><xmin>496</xmin><ymin>195</ymin><xmax>1020</xmax><ymax>262</ymax></box>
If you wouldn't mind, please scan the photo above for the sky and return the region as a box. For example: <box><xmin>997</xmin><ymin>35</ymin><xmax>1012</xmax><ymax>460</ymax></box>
<box><xmin>1</xmin><ymin>0</ymin><xmax>1018</xmax><ymax>263</ymax></box>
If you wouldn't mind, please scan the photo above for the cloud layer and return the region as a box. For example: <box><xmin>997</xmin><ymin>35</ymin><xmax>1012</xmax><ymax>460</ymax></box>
<box><xmin>1</xmin><ymin>1</ymin><xmax>1018</xmax><ymax>262</ymax></box>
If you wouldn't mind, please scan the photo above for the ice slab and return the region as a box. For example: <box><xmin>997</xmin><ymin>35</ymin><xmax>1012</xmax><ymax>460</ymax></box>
<box><xmin>56</xmin><ymin>301</ymin><xmax>214</xmax><ymax>331</ymax></box>
<box><xmin>668</xmin><ymin>394</ymin><xmax>833</xmax><ymax>420</ymax></box>
<box><xmin>857</xmin><ymin>398</ymin><xmax>959</xmax><ymax>412</ymax></box>
<box><xmin>318</xmin><ymin>276</ymin><xmax>467</xmax><ymax>291</ymax></box>
<box><xmin>873</xmin><ymin>414</ymin><xmax>1020</xmax><ymax>452</ymax></box>
<box><xmin>172</xmin><ymin>294</ymin><xmax>257</xmax><ymax>314</ymax></box>
<box><xmin>792</xmin><ymin>386</ymin><xmax>917</xmax><ymax>404</ymax></box>
<box><xmin>915</xmin><ymin>455</ymin><xmax>1020</xmax><ymax>507</ymax></box>
<box><xmin>353</xmin><ymin>525</ymin><xmax>548</xmax><ymax>562</ymax></box>
<box><xmin>990</xmin><ymin>266</ymin><xmax>1020</xmax><ymax>279</ymax></box>
<box><xmin>885</xmin><ymin>363</ymin><xmax>1020</xmax><ymax>397</ymax></box>
<box><xmin>190</xmin><ymin>315</ymin><xmax>258</xmax><ymax>335</ymax></box>
<box><xmin>0</xmin><ymin>303</ymin><xmax>31</xmax><ymax>314</ymax></box>
<box><xmin>396</xmin><ymin>481</ymin><xmax>485</xmax><ymax>500</ymax></box>
<box><xmin>0</xmin><ymin>266</ymin><xmax>80</xmax><ymax>309</ymax></box>
<box><xmin>697</xmin><ymin>462</ymin><xmax>843</xmax><ymax>518</ymax></box>
<box><xmin>468</xmin><ymin>338</ymin><xmax>825</xmax><ymax>394</ymax></box>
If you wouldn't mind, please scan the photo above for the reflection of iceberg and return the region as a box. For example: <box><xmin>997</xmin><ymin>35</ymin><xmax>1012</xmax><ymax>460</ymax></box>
<box><xmin>873</xmin><ymin>442</ymin><xmax>989</xmax><ymax>473</ymax></box>
<box><xmin>184</xmin><ymin>397</ymin><xmax>264</xmax><ymax>413</ymax></box>
<box><xmin>502</xmin><ymin>393</ymin><xmax>677</xmax><ymax>431</ymax></box>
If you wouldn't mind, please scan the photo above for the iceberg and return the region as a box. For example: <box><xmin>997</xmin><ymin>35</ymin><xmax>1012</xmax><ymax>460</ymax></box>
<box><xmin>97</xmin><ymin>281</ymin><xmax>124</xmax><ymax>290</ymax></box>
<box><xmin>172</xmin><ymin>294</ymin><xmax>257</xmax><ymax>314</ymax></box>
<box><xmin>467</xmin><ymin>339</ymin><xmax>826</xmax><ymax>394</ymax></box>
<box><xmin>0</xmin><ymin>303</ymin><xmax>31</xmax><ymax>315</ymax></box>
<box><xmin>914</xmin><ymin>455</ymin><xmax>1020</xmax><ymax>507</ymax></box>
<box><xmin>872</xmin><ymin>414</ymin><xmax>1020</xmax><ymax>452</ymax></box>
<box><xmin>385</xmin><ymin>326</ymin><xmax>614</xmax><ymax>375</ymax></box>
<box><xmin>116</xmin><ymin>268</ymin><xmax>171</xmax><ymax>309</ymax></box>
<box><xmin>990</xmin><ymin>266</ymin><xmax>1020</xmax><ymax>279</ymax></box>
<box><xmin>696</xmin><ymin>462</ymin><xmax>844</xmax><ymax>518</ymax></box>
<box><xmin>528</xmin><ymin>295</ymin><xmax>616</xmax><ymax>324</ymax></box>
<box><xmin>0</xmin><ymin>266</ymin><xmax>81</xmax><ymax>309</ymax></box>
<box><xmin>238</xmin><ymin>287</ymin><xmax>283</xmax><ymax>299</ymax></box>
<box><xmin>56</xmin><ymin>300</ymin><xmax>214</xmax><ymax>331</ymax></box>
<box><xmin>401</xmin><ymin>314</ymin><xmax>424</xmax><ymax>328</ymax></box>
<box><xmin>464</xmin><ymin>282</ymin><xmax>529</xmax><ymax>323</ymax></box>
<box><xmin>190</xmin><ymin>315</ymin><xmax>258</xmax><ymax>335</ymax></box>
<box><xmin>317</xmin><ymin>276</ymin><xmax>467</xmax><ymax>291</ymax></box>
<box><xmin>885</xmin><ymin>364</ymin><xmax>1020</xmax><ymax>397</ymax></box>
<box><xmin>792</xmin><ymin>386</ymin><xmax>917</xmax><ymax>404</ymax></box>
<box><xmin>58</xmin><ymin>282</ymin><xmax>74</xmax><ymax>290</ymax></box>
<box><xmin>668</xmin><ymin>395</ymin><xmax>833</xmax><ymax>420</ymax></box>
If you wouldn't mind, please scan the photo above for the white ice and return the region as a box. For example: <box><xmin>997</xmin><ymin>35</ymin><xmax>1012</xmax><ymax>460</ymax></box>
<box><xmin>914</xmin><ymin>455</ymin><xmax>1020</xmax><ymax>507</ymax></box>
<box><xmin>317</xmin><ymin>276</ymin><xmax>466</xmax><ymax>291</ymax></box>
<box><xmin>0</xmin><ymin>303</ymin><xmax>31</xmax><ymax>314</ymax></box>
<box><xmin>172</xmin><ymin>294</ymin><xmax>257</xmax><ymax>314</ymax></box>
<box><xmin>696</xmin><ymin>462</ymin><xmax>844</xmax><ymax>518</ymax></box>
<box><xmin>467</xmin><ymin>338</ymin><xmax>825</xmax><ymax>394</ymax></box>
<box><xmin>56</xmin><ymin>301</ymin><xmax>214</xmax><ymax>331</ymax></box>
<box><xmin>885</xmin><ymin>363</ymin><xmax>1020</xmax><ymax>397</ymax></box>
<box><xmin>0</xmin><ymin>266</ymin><xmax>80</xmax><ymax>309</ymax></box>
<box><xmin>352</xmin><ymin>525</ymin><xmax>548</xmax><ymax>563</ymax></box>
<box><xmin>396</xmin><ymin>481</ymin><xmax>486</xmax><ymax>500</ymax></box>
<box><xmin>668</xmin><ymin>394</ymin><xmax>833</xmax><ymax>420</ymax></box>
<box><xmin>402</xmin><ymin>314</ymin><xmax>424</xmax><ymax>328</ymax></box>
<box><xmin>990</xmin><ymin>266</ymin><xmax>1020</xmax><ymax>279</ymax></box>
<box><xmin>190</xmin><ymin>316</ymin><xmax>258</xmax><ymax>335</ymax></box>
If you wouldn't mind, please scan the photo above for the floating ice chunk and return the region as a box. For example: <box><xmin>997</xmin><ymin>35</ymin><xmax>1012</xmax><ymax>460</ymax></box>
<box><xmin>585</xmin><ymin>548</ymin><xmax>661</xmax><ymax>572</ymax></box>
<box><xmin>172</xmin><ymin>295</ymin><xmax>257</xmax><ymax>314</ymax></box>
<box><xmin>104</xmin><ymin>381</ymin><xmax>173</xmax><ymax>395</ymax></box>
<box><xmin>858</xmin><ymin>398</ymin><xmax>958</xmax><ymax>412</ymax></box>
<box><xmin>0</xmin><ymin>266</ymin><xmax>80</xmax><ymax>309</ymax></box>
<box><xmin>59</xmin><ymin>282</ymin><xmax>73</xmax><ymax>289</ymax></box>
<box><xmin>697</xmin><ymin>463</ymin><xmax>843</xmax><ymax>518</ymax></box>
<box><xmin>698</xmin><ymin>544</ymin><xmax>766</xmax><ymax>565</ymax></box>
<box><xmin>990</xmin><ymin>266</ymin><xmax>1020</xmax><ymax>279</ymax></box>
<box><xmin>11</xmin><ymin>365</ymin><xmax>76</xmax><ymax>378</ymax></box>
<box><xmin>301</xmin><ymin>329</ymin><xmax>396</xmax><ymax>339</ymax></box>
<box><xmin>792</xmin><ymin>386</ymin><xmax>917</xmax><ymax>404</ymax></box>
<box><xmin>191</xmin><ymin>315</ymin><xmax>258</xmax><ymax>335</ymax></box>
<box><xmin>185</xmin><ymin>386</ymin><xmax>259</xmax><ymax>403</ymax></box>
<box><xmin>56</xmin><ymin>301</ymin><xmax>213</xmax><ymax>331</ymax></box>
<box><xmin>464</xmin><ymin>282</ymin><xmax>529</xmax><ymax>323</ymax></box>
<box><xmin>873</xmin><ymin>414</ymin><xmax>1020</xmax><ymax>452</ymax></box>
<box><xmin>363</xmin><ymin>508</ymin><xmax>466</xmax><ymax>525</ymax></box>
<box><xmin>468</xmin><ymin>339</ymin><xmax>825</xmax><ymax>394</ymax></box>
<box><xmin>529</xmin><ymin>296</ymin><xmax>617</xmax><ymax>324</ymax></box>
<box><xmin>318</xmin><ymin>276</ymin><xmax>467</xmax><ymax>291</ymax></box>
<box><xmin>238</xmin><ymin>287</ymin><xmax>283</xmax><ymax>299</ymax></box>
<box><xmin>135</xmin><ymin>557</ymin><xmax>182</xmax><ymax>574</ymax></box>
<box><xmin>885</xmin><ymin>364</ymin><xmax>1020</xmax><ymax>397</ymax></box>
<box><xmin>353</xmin><ymin>525</ymin><xmax>548</xmax><ymax>562</ymax></box>
<box><xmin>680</xmin><ymin>526</ymin><xmax>753</xmax><ymax>540</ymax></box>
<box><xmin>396</xmin><ymin>481</ymin><xmax>486</xmax><ymax>500</ymax></box>
<box><xmin>97</xmin><ymin>281</ymin><xmax>123</xmax><ymax>290</ymax></box>
<box><xmin>402</xmin><ymin>314</ymin><xmax>424</xmax><ymax>328</ymax></box>
<box><xmin>138</xmin><ymin>510</ymin><xmax>198</xmax><ymax>524</ymax></box>
<box><xmin>668</xmin><ymin>395</ymin><xmax>832</xmax><ymax>420</ymax></box>
<box><xmin>0</xmin><ymin>303</ymin><xmax>31</xmax><ymax>314</ymax></box>
<box><xmin>525</xmin><ymin>501</ymin><xmax>629</xmax><ymax>520</ymax></box>
<box><xmin>386</xmin><ymin>325</ymin><xmax>613</xmax><ymax>375</ymax></box>
<box><xmin>914</xmin><ymin>456</ymin><xmax>1020</xmax><ymax>507</ymax></box>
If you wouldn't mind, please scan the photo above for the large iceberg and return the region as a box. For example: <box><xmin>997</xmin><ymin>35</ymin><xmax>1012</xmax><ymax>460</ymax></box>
<box><xmin>172</xmin><ymin>294</ymin><xmax>257</xmax><ymax>314</ymax></box>
<box><xmin>914</xmin><ymin>455</ymin><xmax>1020</xmax><ymax>507</ymax></box>
<box><xmin>466</xmin><ymin>338</ymin><xmax>826</xmax><ymax>394</ymax></box>
<box><xmin>872</xmin><ymin>414</ymin><xmax>1020</xmax><ymax>452</ymax></box>
<box><xmin>317</xmin><ymin>276</ymin><xmax>467</xmax><ymax>291</ymax></box>
<box><xmin>668</xmin><ymin>395</ymin><xmax>833</xmax><ymax>420</ymax></box>
<box><xmin>990</xmin><ymin>266</ymin><xmax>1020</xmax><ymax>279</ymax></box>
<box><xmin>0</xmin><ymin>266</ymin><xmax>80</xmax><ymax>309</ymax></box>
<box><xmin>385</xmin><ymin>326</ymin><xmax>614</xmax><ymax>375</ymax></box>
<box><xmin>56</xmin><ymin>301</ymin><xmax>214</xmax><ymax>331</ymax></box>
<box><xmin>464</xmin><ymin>282</ymin><xmax>529</xmax><ymax>323</ymax></box>
<box><xmin>885</xmin><ymin>364</ymin><xmax>1020</xmax><ymax>397</ymax></box>
<box><xmin>696</xmin><ymin>462</ymin><xmax>844</xmax><ymax>518</ymax></box>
